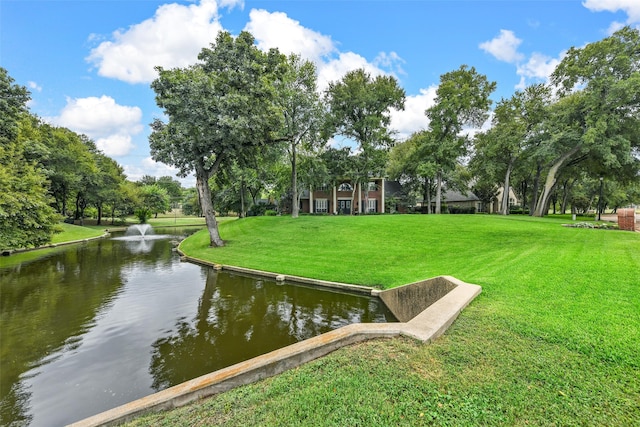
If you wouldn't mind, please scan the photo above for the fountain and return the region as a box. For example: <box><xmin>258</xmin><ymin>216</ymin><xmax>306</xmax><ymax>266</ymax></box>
<box><xmin>125</xmin><ymin>224</ymin><xmax>154</xmax><ymax>238</ymax></box>
<box><xmin>112</xmin><ymin>225</ymin><xmax>171</xmax><ymax>253</ymax></box>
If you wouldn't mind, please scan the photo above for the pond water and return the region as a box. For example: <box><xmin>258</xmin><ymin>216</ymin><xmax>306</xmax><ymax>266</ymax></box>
<box><xmin>0</xmin><ymin>227</ymin><xmax>396</xmax><ymax>426</ymax></box>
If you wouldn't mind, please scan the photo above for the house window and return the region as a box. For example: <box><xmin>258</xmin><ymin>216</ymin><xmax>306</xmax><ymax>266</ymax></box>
<box><xmin>338</xmin><ymin>183</ymin><xmax>353</xmax><ymax>192</ymax></box>
<box><xmin>367</xmin><ymin>199</ymin><xmax>377</xmax><ymax>213</ymax></box>
<box><xmin>367</xmin><ymin>182</ymin><xmax>378</xmax><ymax>192</ymax></box>
<box><xmin>315</xmin><ymin>199</ymin><xmax>328</xmax><ymax>213</ymax></box>
<box><xmin>316</xmin><ymin>183</ymin><xmax>329</xmax><ymax>192</ymax></box>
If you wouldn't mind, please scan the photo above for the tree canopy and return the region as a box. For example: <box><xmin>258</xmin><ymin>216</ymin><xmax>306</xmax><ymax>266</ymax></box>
<box><xmin>150</xmin><ymin>31</ymin><xmax>286</xmax><ymax>246</ymax></box>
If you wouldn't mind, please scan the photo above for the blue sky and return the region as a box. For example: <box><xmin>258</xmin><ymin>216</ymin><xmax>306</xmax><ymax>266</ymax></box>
<box><xmin>2</xmin><ymin>0</ymin><xmax>639</xmax><ymax>186</ymax></box>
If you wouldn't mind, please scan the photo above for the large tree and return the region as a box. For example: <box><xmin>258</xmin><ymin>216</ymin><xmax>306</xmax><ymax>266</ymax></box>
<box><xmin>471</xmin><ymin>84</ymin><xmax>551</xmax><ymax>214</ymax></box>
<box><xmin>275</xmin><ymin>55</ymin><xmax>326</xmax><ymax>218</ymax></box>
<box><xmin>532</xmin><ymin>26</ymin><xmax>640</xmax><ymax>216</ymax></box>
<box><xmin>324</xmin><ymin>68</ymin><xmax>405</xmax><ymax>213</ymax></box>
<box><xmin>424</xmin><ymin>65</ymin><xmax>496</xmax><ymax>214</ymax></box>
<box><xmin>387</xmin><ymin>131</ymin><xmax>437</xmax><ymax>212</ymax></box>
<box><xmin>0</xmin><ymin>68</ymin><xmax>57</xmax><ymax>249</ymax></box>
<box><xmin>150</xmin><ymin>31</ymin><xmax>285</xmax><ymax>246</ymax></box>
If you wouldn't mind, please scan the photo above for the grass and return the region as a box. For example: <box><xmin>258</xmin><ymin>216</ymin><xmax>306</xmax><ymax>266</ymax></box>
<box><xmin>1</xmin><ymin>223</ymin><xmax>106</xmax><ymax>269</ymax></box>
<box><xmin>124</xmin><ymin>214</ymin><xmax>640</xmax><ymax>426</ymax></box>
<box><xmin>50</xmin><ymin>222</ymin><xmax>106</xmax><ymax>243</ymax></box>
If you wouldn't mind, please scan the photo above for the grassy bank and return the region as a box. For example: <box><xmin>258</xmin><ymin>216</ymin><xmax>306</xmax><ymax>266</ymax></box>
<box><xmin>126</xmin><ymin>214</ymin><xmax>640</xmax><ymax>426</ymax></box>
<box><xmin>1</xmin><ymin>223</ymin><xmax>106</xmax><ymax>269</ymax></box>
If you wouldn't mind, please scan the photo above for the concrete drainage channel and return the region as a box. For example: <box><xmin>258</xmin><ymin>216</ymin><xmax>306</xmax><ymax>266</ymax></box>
<box><xmin>69</xmin><ymin>257</ymin><xmax>482</xmax><ymax>427</ymax></box>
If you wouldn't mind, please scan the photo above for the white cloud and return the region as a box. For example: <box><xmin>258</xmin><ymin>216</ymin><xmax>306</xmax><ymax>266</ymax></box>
<box><xmin>479</xmin><ymin>29</ymin><xmax>524</xmax><ymax>64</ymax></box>
<box><xmin>389</xmin><ymin>86</ymin><xmax>438</xmax><ymax>140</ymax></box>
<box><xmin>124</xmin><ymin>158</ymin><xmax>195</xmax><ymax>187</ymax></box>
<box><xmin>244</xmin><ymin>9</ymin><xmax>335</xmax><ymax>63</ymax></box>
<box><xmin>582</xmin><ymin>0</ymin><xmax>640</xmax><ymax>23</ymax></box>
<box><xmin>479</xmin><ymin>29</ymin><xmax>564</xmax><ymax>90</ymax></box>
<box><xmin>52</xmin><ymin>96</ymin><xmax>143</xmax><ymax>157</ymax></box>
<box><xmin>515</xmin><ymin>52</ymin><xmax>562</xmax><ymax>89</ymax></box>
<box><xmin>28</xmin><ymin>81</ymin><xmax>42</xmax><ymax>92</ymax></box>
<box><xmin>374</xmin><ymin>51</ymin><xmax>406</xmax><ymax>77</ymax></box>
<box><xmin>245</xmin><ymin>9</ymin><xmax>395</xmax><ymax>91</ymax></box>
<box><xmin>605</xmin><ymin>20</ymin><xmax>627</xmax><ymax>34</ymax></box>
<box><xmin>86</xmin><ymin>0</ymin><xmax>242</xmax><ymax>83</ymax></box>
<box><xmin>317</xmin><ymin>51</ymin><xmax>388</xmax><ymax>91</ymax></box>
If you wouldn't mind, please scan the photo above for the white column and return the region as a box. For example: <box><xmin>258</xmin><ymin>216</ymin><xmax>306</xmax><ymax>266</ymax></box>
<box><xmin>358</xmin><ymin>182</ymin><xmax>362</xmax><ymax>214</ymax></box>
<box><xmin>333</xmin><ymin>185</ymin><xmax>337</xmax><ymax>214</ymax></box>
<box><xmin>381</xmin><ymin>179</ymin><xmax>385</xmax><ymax>213</ymax></box>
<box><xmin>309</xmin><ymin>186</ymin><xmax>314</xmax><ymax>213</ymax></box>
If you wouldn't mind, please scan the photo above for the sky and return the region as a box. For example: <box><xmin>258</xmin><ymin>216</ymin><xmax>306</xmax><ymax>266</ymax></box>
<box><xmin>2</xmin><ymin>0</ymin><xmax>639</xmax><ymax>187</ymax></box>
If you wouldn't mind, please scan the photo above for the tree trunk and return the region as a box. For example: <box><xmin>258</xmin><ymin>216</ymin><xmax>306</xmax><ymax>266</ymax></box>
<box><xmin>520</xmin><ymin>180</ymin><xmax>528</xmax><ymax>215</ymax></box>
<box><xmin>97</xmin><ymin>203</ymin><xmax>103</xmax><ymax>226</ymax></box>
<box><xmin>501</xmin><ymin>161</ymin><xmax>513</xmax><ymax>215</ymax></box>
<box><xmin>435</xmin><ymin>172</ymin><xmax>443</xmax><ymax>214</ymax></box>
<box><xmin>529</xmin><ymin>164</ymin><xmax>542</xmax><ymax>216</ymax></box>
<box><xmin>195</xmin><ymin>167</ymin><xmax>224</xmax><ymax>247</ymax></box>
<box><xmin>560</xmin><ymin>179</ymin><xmax>571</xmax><ymax>214</ymax></box>
<box><xmin>533</xmin><ymin>145</ymin><xmax>581</xmax><ymax>217</ymax></box>
<box><xmin>426</xmin><ymin>178</ymin><xmax>432</xmax><ymax>214</ymax></box>
<box><xmin>291</xmin><ymin>142</ymin><xmax>299</xmax><ymax>218</ymax></box>
<box><xmin>239</xmin><ymin>178</ymin><xmax>246</xmax><ymax>218</ymax></box>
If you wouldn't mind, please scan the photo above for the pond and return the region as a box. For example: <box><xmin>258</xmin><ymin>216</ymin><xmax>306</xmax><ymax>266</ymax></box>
<box><xmin>0</xmin><ymin>227</ymin><xmax>395</xmax><ymax>426</ymax></box>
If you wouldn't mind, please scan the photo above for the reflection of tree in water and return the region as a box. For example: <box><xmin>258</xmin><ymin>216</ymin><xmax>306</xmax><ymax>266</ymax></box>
<box><xmin>0</xmin><ymin>239</ymin><xmax>130</xmax><ymax>426</ymax></box>
<box><xmin>149</xmin><ymin>269</ymin><xmax>393</xmax><ymax>391</ymax></box>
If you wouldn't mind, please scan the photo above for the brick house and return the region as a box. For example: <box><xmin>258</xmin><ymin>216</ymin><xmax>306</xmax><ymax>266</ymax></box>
<box><xmin>299</xmin><ymin>178</ymin><xmax>407</xmax><ymax>214</ymax></box>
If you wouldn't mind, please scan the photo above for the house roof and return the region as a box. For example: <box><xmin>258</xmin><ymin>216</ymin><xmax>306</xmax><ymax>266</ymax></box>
<box><xmin>442</xmin><ymin>189</ymin><xmax>480</xmax><ymax>203</ymax></box>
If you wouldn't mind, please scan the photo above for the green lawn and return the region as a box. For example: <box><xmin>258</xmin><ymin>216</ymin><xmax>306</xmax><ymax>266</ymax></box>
<box><xmin>126</xmin><ymin>214</ymin><xmax>640</xmax><ymax>426</ymax></box>
<box><xmin>50</xmin><ymin>222</ymin><xmax>106</xmax><ymax>243</ymax></box>
<box><xmin>0</xmin><ymin>223</ymin><xmax>106</xmax><ymax>269</ymax></box>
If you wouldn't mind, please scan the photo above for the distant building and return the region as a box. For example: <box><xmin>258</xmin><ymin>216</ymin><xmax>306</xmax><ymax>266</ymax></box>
<box><xmin>299</xmin><ymin>179</ymin><xmax>519</xmax><ymax>215</ymax></box>
<box><xmin>299</xmin><ymin>178</ymin><xmax>408</xmax><ymax>214</ymax></box>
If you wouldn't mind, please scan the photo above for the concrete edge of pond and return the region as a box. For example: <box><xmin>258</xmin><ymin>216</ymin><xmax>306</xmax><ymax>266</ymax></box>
<box><xmin>181</xmin><ymin>254</ymin><xmax>378</xmax><ymax>295</ymax></box>
<box><xmin>68</xmin><ymin>262</ymin><xmax>481</xmax><ymax>427</ymax></box>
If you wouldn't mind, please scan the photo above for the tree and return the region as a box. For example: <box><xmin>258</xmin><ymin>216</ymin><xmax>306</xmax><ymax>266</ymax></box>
<box><xmin>150</xmin><ymin>31</ymin><xmax>285</xmax><ymax>246</ymax></box>
<box><xmin>156</xmin><ymin>176</ymin><xmax>183</xmax><ymax>205</ymax></box>
<box><xmin>388</xmin><ymin>131</ymin><xmax>438</xmax><ymax>213</ymax></box>
<box><xmin>275</xmin><ymin>55</ymin><xmax>326</xmax><ymax>218</ymax></box>
<box><xmin>0</xmin><ymin>68</ymin><xmax>57</xmax><ymax>249</ymax></box>
<box><xmin>93</xmin><ymin>153</ymin><xmax>125</xmax><ymax>225</ymax></box>
<box><xmin>424</xmin><ymin>65</ymin><xmax>496</xmax><ymax>214</ymax></box>
<box><xmin>324</xmin><ymin>69</ymin><xmax>405</xmax><ymax>213</ymax></box>
<box><xmin>181</xmin><ymin>188</ymin><xmax>202</xmax><ymax>217</ymax></box>
<box><xmin>140</xmin><ymin>184</ymin><xmax>170</xmax><ymax>218</ymax></box>
<box><xmin>471</xmin><ymin>84</ymin><xmax>551</xmax><ymax>214</ymax></box>
<box><xmin>532</xmin><ymin>26</ymin><xmax>640</xmax><ymax>216</ymax></box>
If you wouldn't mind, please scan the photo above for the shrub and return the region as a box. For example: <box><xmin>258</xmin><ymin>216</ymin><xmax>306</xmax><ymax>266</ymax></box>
<box><xmin>134</xmin><ymin>208</ymin><xmax>152</xmax><ymax>224</ymax></box>
<box><xmin>265</xmin><ymin>209</ymin><xmax>277</xmax><ymax>216</ymax></box>
<box><xmin>448</xmin><ymin>205</ymin><xmax>476</xmax><ymax>214</ymax></box>
<box><xmin>84</xmin><ymin>207</ymin><xmax>98</xmax><ymax>219</ymax></box>
<box><xmin>247</xmin><ymin>203</ymin><xmax>277</xmax><ymax>217</ymax></box>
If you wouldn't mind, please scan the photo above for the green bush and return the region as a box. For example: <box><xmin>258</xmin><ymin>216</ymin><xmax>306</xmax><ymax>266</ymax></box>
<box><xmin>265</xmin><ymin>209</ymin><xmax>277</xmax><ymax>216</ymax></box>
<box><xmin>448</xmin><ymin>205</ymin><xmax>476</xmax><ymax>214</ymax></box>
<box><xmin>84</xmin><ymin>207</ymin><xmax>98</xmax><ymax>219</ymax></box>
<box><xmin>134</xmin><ymin>208</ymin><xmax>152</xmax><ymax>224</ymax></box>
<box><xmin>247</xmin><ymin>203</ymin><xmax>277</xmax><ymax>217</ymax></box>
<box><xmin>509</xmin><ymin>205</ymin><xmax>530</xmax><ymax>215</ymax></box>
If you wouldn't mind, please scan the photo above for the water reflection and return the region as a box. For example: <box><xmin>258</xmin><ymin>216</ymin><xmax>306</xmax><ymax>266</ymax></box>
<box><xmin>149</xmin><ymin>270</ymin><xmax>392</xmax><ymax>390</ymax></box>
<box><xmin>0</xmin><ymin>228</ymin><xmax>394</xmax><ymax>426</ymax></box>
